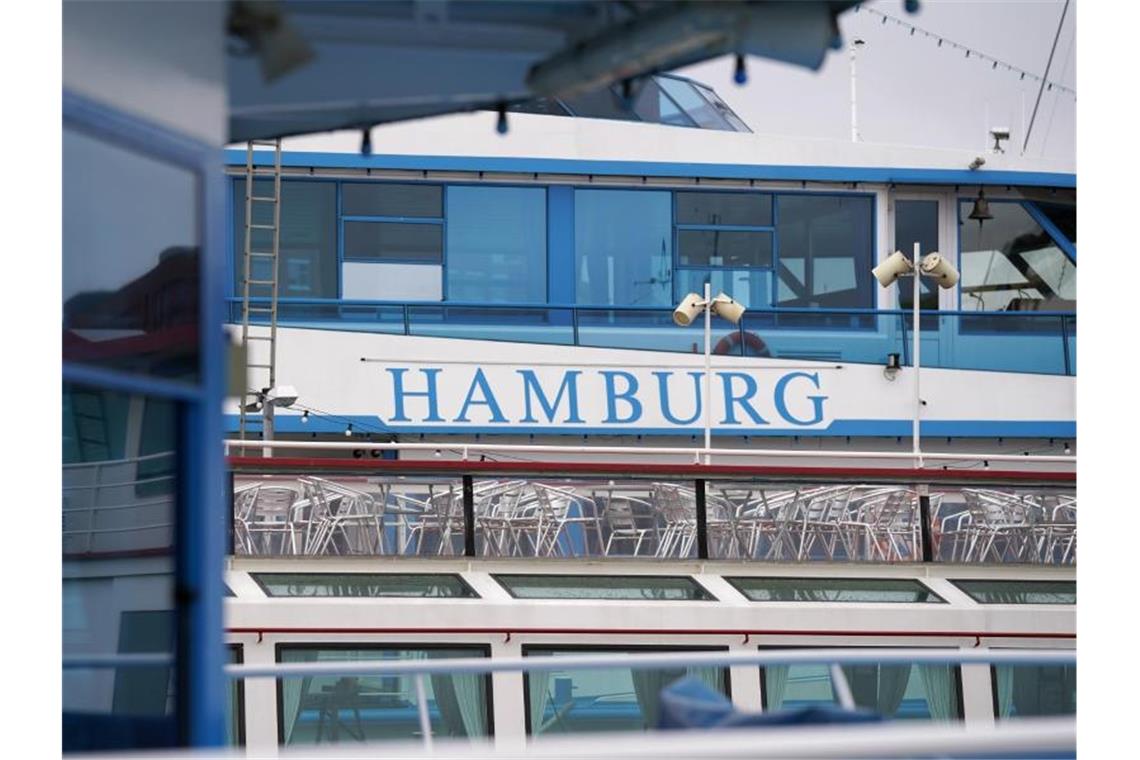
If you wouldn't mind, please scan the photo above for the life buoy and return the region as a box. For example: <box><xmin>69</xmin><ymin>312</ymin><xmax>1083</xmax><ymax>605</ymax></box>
<box><xmin>713</xmin><ymin>330</ymin><xmax>771</xmax><ymax>357</ymax></box>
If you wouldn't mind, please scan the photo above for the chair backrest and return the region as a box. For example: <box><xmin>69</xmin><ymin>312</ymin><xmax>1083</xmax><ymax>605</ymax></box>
<box><xmin>250</xmin><ymin>486</ymin><xmax>298</xmax><ymax>521</ymax></box>
<box><xmin>233</xmin><ymin>483</ymin><xmax>261</xmax><ymax>521</ymax></box>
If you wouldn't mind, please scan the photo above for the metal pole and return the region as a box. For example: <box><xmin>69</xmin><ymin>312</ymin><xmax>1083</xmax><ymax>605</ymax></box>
<box><xmin>262</xmin><ymin>403</ymin><xmax>274</xmax><ymax>459</ymax></box>
<box><xmin>913</xmin><ymin>242</ymin><xmax>923</xmax><ymax>469</ymax></box>
<box><xmin>829</xmin><ymin>663</ymin><xmax>856</xmax><ymax>709</ymax></box>
<box><xmin>703</xmin><ymin>281</ymin><xmax>712</xmax><ymax>465</ymax></box>
<box><xmin>414</xmin><ymin>673</ymin><xmax>433</xmax><ymax>750</ymax></box>
<box><xmin>849</xmin><ymin>40</ymin><xmax>863</xmax><ymax>143</ymax></box>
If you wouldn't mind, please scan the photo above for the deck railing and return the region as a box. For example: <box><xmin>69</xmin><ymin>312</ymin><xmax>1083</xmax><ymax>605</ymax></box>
<box><xmin>227</xmin><ymin>299</ymin><xmax>1077</xmax><ymax>376</ymax></box>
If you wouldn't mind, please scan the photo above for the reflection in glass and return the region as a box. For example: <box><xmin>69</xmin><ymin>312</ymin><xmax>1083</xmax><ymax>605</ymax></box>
<box><xmin>763</xmin><ymin>662</ymin><xmax>960</xmax><ymax>720</ymax></box>
<box><xmin>656</xmin><ymin>77</ymin><xmax>733</xmax><ymax>130</ymax></box>
<box><xmin>277</xmin><ymin>647</ymin><xmax>491</xmax><ymax>745</ymax></box>
<box><xmin>493</xmin><ymin>574</ymin><xmax>713</xmax><ymax>601</ymax></box>
<box><xmin>446</xmin><ymin>186</ymin><xmax>547</xmax><ymax>303</ymax></box>
<box><xmin>252</xmin><ymin>573</ymin><xmax>476</xmax><ymax>598</ymax></box>
<box><xmin>993</xmin><ymin>665</ymin><xmax>1075</xmax><ymax>718</ymax></box>
<box><xmin>575</xmin><ymin>190</ymin><xmax>673</xmax><ymax>306</ymax></box>
<box><xmin>233</xmin><ymin>179</ymin><xmax>338</xmax><ymax>299</ymax></box>
<box><xmin>343</xmin><ymin>221</ymin><xmax>442</xmax><ymax>262</ymax></box>
<box><xmin>675</xmin><ymin>269</ymin><xmax>771</xmax><ymax>311</ymax></box>
<box><xmin>777</xmin><ymin>195</ymin><xmax>874</xmax><ymax>309</ymax></box>
<box><xmin>62</xmin><ymin>385</ymin><xmax>177</xmax><ymax>750</ymax></box>
<box><xmin>951</xmin><ymin>580</ymin><xmax>1075</xmax><ymax>605</ymax></box>
<box><xmin>959</xmin><ymin>201</ymin><xmax>1076</xmax><ymax>312</ymax></box>
<box><xmin>63</xmin><ymin>127</ymin><xmax>200</xmax><ymax>380</ymax></box>
<box><xmin>729</xmin><ymin>577</ymin><xmax>943</xmax><ymax>603</ymax></box>
<box><xmin>227</xmin><ymin>646</ymin><xmax>244</xmax><ymax>746</ymax></box>
<box><xmin>676</xmin><ymin>192</ymin><xmax>772</xmax><ymax>227</ymax></box>
<box><xmin>677</xmin><ymin>230</ymin><xmax>773</xmax><ymax>269</ymax></box>
<box><xmin>341</xmin><ymin>183</ymin><xmax>441</xmax><ymax>218</ymax></box>
<box><xmin>894</xmin><ymin>200</ymin><xmax>940</xmax><ymax>317</ymax></box>
<box><xmin>525</xmin><ymin>648</ymin><xmax>727</xmax><ymax>735</ymax></box>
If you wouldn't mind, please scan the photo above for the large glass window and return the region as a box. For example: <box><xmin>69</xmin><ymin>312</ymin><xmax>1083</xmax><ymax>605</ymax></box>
<box><xmin>277</xmin><ymin>646</ymin><xmax>492</xmax><ymax>745</ymax></box>
<box><xmin>762</xmin><ymin>661</ymin><xmax>960</xmax><ymax>720</ymax></box>
<box><xmin>524</xmin><ymin>647</ymin><xmax>728</xmax><ymax>735</ymax></box>
<box><xmin>894</xmin><ymin>199</ymin><xmax>940</xmax><ymax>313</ymax></box>
<box><xmin>233</xmin><ymin>179</ymin><xmax>337</xmax><ymax>299</ymax></box>
<box><xmin>993</xmin><ymin>664</ymin><xmax>1075</xmax><ymax>718</ymax></box>
<box><xmin>959</xmin><ymin>201</ymin><xmax>1076</xmax><ymax>312</ymax></box>
<box><xmin>342</xmin><ymin>221</ymin><xmax>442</xmax><ymax>263</ymax></box>
<box><xmin>728</xmin><ymin>577</ymin><xmax>944</xmax><ymax>603</ymax></box>
<box><xmin>342</xmin><ymin>183</ymin><xmax>442</xmax><ymax>218</ymax></box>
<box><xmin>252</xmin><ymin>573</ymin><xmax>477</xmax><ymax>598</ymax></box>
<box><xmin>777</xmin><ymin>195</ymin><xmax>875</xmax><ymax>308</ymax></box>
<box><xmin>493</xmin><ymin>574</ymin><xmax>714</xmax><ymax>601</ymax></box>
<box><xmin>64</xmin><ymin>126</ymin><xmax>200</xmax><ymax>380</ymax></box>
<box><xmin>446</xmin><ymin>186</ymin><xmax>547</xmax><ymax>302</ymax></box>
<box><xmin>575</xmin><ymin>190</ymin><xmax>673</xmax><ymax>307</ymax></box>
<box><xmin>951</xmin><ymin>580</ymin><xmax>1075</xmax><ymax>605</ymax></box>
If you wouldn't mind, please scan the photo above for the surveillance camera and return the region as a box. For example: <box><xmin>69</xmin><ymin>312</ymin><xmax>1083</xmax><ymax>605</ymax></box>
<box><xmin>919</xmin><ymin>253</ymin><xmax>960</xmax><ymax>289</ymax></box>
<box><xmin>711</xmin><ymin>293</ymin><xmax>746</xmax><ymax>325</ymax></box>
<box><xmin>990</xmin><ymin>126</ymin><xmax>1011</xmax><ymax>141</ymax></box>
<box><xmin>672</xmin><ymin>292</ymin><xmax>704</xmax><ymax>327</ymax></box>
<box><xmin>266</xmin><ymin>384</ymin><xmax>299</xmax><ymax>408</ymax></box>
<box><xmin>871</xmin><ymin>251</ymin><xmax>914</xmax><ymax>288</ymax></box>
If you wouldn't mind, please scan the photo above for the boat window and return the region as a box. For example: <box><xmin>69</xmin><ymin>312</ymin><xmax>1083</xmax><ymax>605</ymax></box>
<box><xmin>676</xmin><ymin>192</ymin><xmax>773</xmax><ymax>227</ymax></box>
<box><xmin>958</xmin><ymin>200</ymin><xmax>1075</xmax><ymax>312</ymax></box>
<box><xmin>574</xmin><ymin>189</ymin><xmax>673</xmax><ymax>307</ymax></box>
<box><xmin>950</xmin><ymin>579</ymin><xmax>1075</xmax><ymax>604</ymax></box>
<box><xmin>446</xmin><ymin>186</ymin><xmax>547</xmax><ymax>303</ymax></box>
<box><xmin>492</xmin><ymin>574</ymin><xmax>714</xmax><ymax>601</ymax></box>
<box><xmin>1032</xmin><ymin>201</ymin><xmax>1076</xmax><ymax>245</ymax></box>
<box><xmin>232</xmin><ymin>178</ymin><xmax>338</xmax><ymax>299</ymax></box>
<box><xmin>277</xmin><ymin>645</ymin><xmax>491</xmax><ymax>745</ymax></box>
<box><xmin>341</xmin><ymin>183</ymin><xmax>442</xmax><ymax>218</ymax></box>
<box><xmin>894</xmin><ymin>199</ymin><xmax>941</xmax><ymax>318</ymax></box>
<box><xmin>776</xmin><ymin>195</ymin><xmax>875</xmax><ymax>309</ymax></box>
<box><xmin>726</xmin><ymin>577</ymin><xmax>945</xmax><ymax>603</ymax></box>
<box><xmin>992</xmin><ymin>664</ymin><xmax>1075</xmax><ymax>718</ymax></box>
<box><xmin>343</xmin><ymin>220</ymin><xmax>443</xmax><ymax>263</ymax></box>
<box><xmin>761</xmin><ymin>659</ymin><xmax>962</xmax><ymax>720</ymax></box>
<box><xmin>251</xmin><ymin>573</ymin><xmax>478</xmax><ymax>598</ymax></box>
<box><xmin>523</xmin><ymin>646</ymin><xmax>728</xmax><ymax>736</ymax></box>
<box><xmin>227</xmin><ymin>645</ymin><xmax>244</xmax><ymax>746</ymax></box>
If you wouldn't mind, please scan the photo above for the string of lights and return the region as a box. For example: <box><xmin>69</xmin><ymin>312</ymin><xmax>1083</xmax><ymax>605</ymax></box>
<box><xmin>856</xmin><ymin>6</ymin><xmax>1076</xmax><ymax>99</ymax></box>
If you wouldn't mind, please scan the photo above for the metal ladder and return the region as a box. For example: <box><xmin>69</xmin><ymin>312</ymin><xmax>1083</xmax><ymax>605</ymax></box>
<box><xmin>237</xmin><ymin>138</ymin><xmax>283</xmax><ymax>453</ymax></box>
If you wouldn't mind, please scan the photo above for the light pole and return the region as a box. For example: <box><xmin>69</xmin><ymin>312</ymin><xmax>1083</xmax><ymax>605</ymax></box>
<box><xmin>673</xmin><ymin>283</ymin><xmax>746</xmax><ymax>464</ymax></box>
<box><xmin>872</xmin><ymin>243</ymin><xmax>959</xmax><ymax>467</ymax></box>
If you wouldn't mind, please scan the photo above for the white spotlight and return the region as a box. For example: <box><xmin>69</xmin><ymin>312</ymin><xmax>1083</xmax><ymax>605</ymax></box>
<box><xmin>919</xmin><ymin>253</ymin><xmax>960</xmax><ymax>289</ymax></box>
<box><xmin>672</xmin><ymin>292</ymin><xmax>704</xmax><ymax>327</ymax></box>
<box><xmin>711</xmin><ymin>293</ymin><xmax>746</xmax><ymax>325</ymax></box>
<box><xmin>871</xmin><ymin>250</ymin><xmax>914</xmax><ymax>287</ymax></box>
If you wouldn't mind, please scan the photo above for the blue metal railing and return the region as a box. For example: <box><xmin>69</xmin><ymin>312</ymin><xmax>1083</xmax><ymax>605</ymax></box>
<box><xmin>226</xmin><ymin>298</ymin><xmax>1077</xmax><ymax>376</ymax></box>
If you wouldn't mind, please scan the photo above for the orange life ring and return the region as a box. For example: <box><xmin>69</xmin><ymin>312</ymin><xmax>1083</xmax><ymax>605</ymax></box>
<box><xmin>713</xmin><ymin>330</ymin><xmax>771</xmax><ymax>357</ymax></box>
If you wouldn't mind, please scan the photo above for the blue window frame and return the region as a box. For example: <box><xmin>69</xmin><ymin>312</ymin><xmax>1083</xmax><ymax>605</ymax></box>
<box><xmin>446</xmin><ymin>185</ymin><xmax>547</xmax><ymax>303</ymax></box>
<box><xmin>63</xmin><ymin>90</ymin><xmax>227</xmax><ymax>749</ymax></box>
<box><xmin>340</xmin><ymin>182</ymin><xmax>445</xmax><ymax>266</ymax></box>
<box><xmin>575</xmin><ymin>189</ymin><xmax>673</xmax><ymax>307</ymax></box>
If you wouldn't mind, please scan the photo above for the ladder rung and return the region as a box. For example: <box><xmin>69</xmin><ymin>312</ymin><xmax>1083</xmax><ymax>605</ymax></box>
<box><xmin>247</xmin><ymin>363</ymin><xmax>273</xmax><ymax>369</ymax></box>
<box><xmin>244</xmin><ymin>335</ymin><xmax>273</xmax><ymax>341</ymax></box>
<box><xmin>248</xmin><ymin>166</ymin><xmax>282</xmax><ymax>173</ymax></box>
<box><xmin>250</xmin><ymin>196</ymin><xmax>278</xmax><ymax>202</ymax></box>
<box><xmin>247</xmin><ymin>307</ymin><xmax>275</xmax><ymax>313</ymax></box>
<box><xmin>249</xmin><ymin>140</ymin><xmax>279</xmax><ymax>146</ymax></box>
<box><xmin>245</xmin><ymin>279</ymin><xmax>277</xmax><ymax>286</ymax></box>
<box><xmin>248</xmin><ymin>252</ymin><xmax>277</xmax><ymax>258</ymax></box>
<box><xmin>248</xmin><ymin>224</ymin><xmax>277</xmax><ymax>230</ymax></box>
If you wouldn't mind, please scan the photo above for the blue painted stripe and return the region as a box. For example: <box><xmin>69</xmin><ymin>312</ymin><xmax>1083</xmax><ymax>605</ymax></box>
<box><xmin>224</xmin><ymin>417</ymin><xmax>1075</xmax><ymax>439</ymax></box>
<box><xmin>223</xmin><ymin>150</ymin><xmax>1076</xmax><ymax>189</ymax></box>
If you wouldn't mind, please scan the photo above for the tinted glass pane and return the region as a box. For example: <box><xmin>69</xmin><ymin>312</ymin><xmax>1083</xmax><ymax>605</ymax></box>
<box><xmin>894</xmin><ymin>200</ymin><xmax>940</xmax><ymax>313</ymax></box>
<box><xmin>446</xmin><ymin>186</ymin><xmax>546</xmax><ymax>303</ymax></box>
<box><xmin>632</xmin><ymin>79</ymin><xmax>695</xmax><ymax>127</ymax></box>
<box><xmin>278</xmin><ymin>647</ymin><xmax>491</xmax><ymax>745</ymax></box>
<box><xmin>678</xmin><ymin>229</ymin><xmax>772</xmax><ymax>268</ymax></box>
<box><xmin>993</xmin><ymin>664</ymin><xmax>1075</xmax><ymax>718</ymax></box>
<box><xmin>575</xmin><ymin>190</ymin><xmax>673</xmax><ymax>306</ymax></box>
<box><xmin>777</xmin><ymin>195</ymin><xmax>874</xmax><ymax>308</ymax></box>
<box><xmin>342</xmin><ymin>183</ymin><xmax>442</xmax><ymax>218</ymax></box>
<box><xmin>952</xmin><ymin>580</ymin><xmax>1075</xmax><ymax>604</ymax></box>
<box><xmin>674</xmin><ymin>268</ymin><xmax>770</xmax><ymax>310</ymax></box>
<box><xmin>63</xmin><ymin>385</ymin><xmax>177</xmax><ymax>750</ymax></box>
<box><xmin>253</xmin><ymin>573</ymin><xmax>476</xmax><ymax>598</ymax></box>
<box><xmin>227</xmin><ymin>646</ymin><xmax>243</xmax><ymax>746</ymax></box>
<box><xmin>656</xmin><ymin>77</ymin><xmax>732</xmax><ymax>130</ymax></box>
<box><xmin>959</xmin><ymin>201</ymin><xmax>1076</xmax><ymax>312</ymax></box>
<box><xmin>233</xmin><ymin>179</ymin><xmax>338</xmax><ymax>299</ymax></box>
<box><xmin>525</xmin><ymin>648</ymin><xmax>727</xmax><ymax>735</ymax></box>
<box><xmin>676</xmin><ymin>192</ymin><xmax>772</xmax><ymax>226</ymax></box>
<box><xmin>494</xmin><ymin>575</ymin><xmax>712</xmax><ymax>601</ymax></box>
<box><xmin>1035</xmin><ymin>202</ymin><xmax>1076</xmax><ymax>245</ymax></box>
<box><xmin>343</xmin><ymin>221</ymin><xmax>442</xmax><ymax>262</ymax></box>
<box><xmin>691</xmin><ymin>82</ymin><xmax>751</xmax><ymax>132</ymax></box>
<box><xmin>63</xmin><ymin>126</ymin><xmax>199</xmax><ymax>380</ymax></box>
<box><xmin>508</xmin><ymin>98</ymin><xmax>572</xmax><ymax>116</ymax></box>
<box><xmin>764</xmin><ymin>662</ymin><xmax>960</xmax><ymax>720</ymax></box>
<box><xmin>728</xmin><ymin>577</ymin><xmax>943</xmax><ymax>603</ymax></box>
<box><xmin>562</xmin><ymin>87</ymin><xmax>639</xmax><ymax>121</ymax></box>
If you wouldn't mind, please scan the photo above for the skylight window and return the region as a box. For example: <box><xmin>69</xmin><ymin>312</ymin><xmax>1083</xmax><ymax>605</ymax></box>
<box><xmin>727</xmin><ymin>577</ymin><xmax>944</xmax><ymax>603</ymax></box>
<box><xmin>951</xmin><ymin>579</ymin><xmax>1075</xmax><ymax>605</ymax></box>
<box><xmin>492</xmin><ymin>574</ymin><xmax>714</xmax><ymax>601</ymax></box>
<box><xmin>251</xmin><ymin>573</ymin><xmax>477</xmax><ymax>598</ymax></box>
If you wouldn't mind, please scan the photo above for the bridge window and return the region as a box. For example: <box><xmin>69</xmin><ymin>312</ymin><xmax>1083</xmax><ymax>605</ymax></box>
<box><xmin>233</xmin><ymin>178</ymin><xmax>338</xmax><ymax>299</ymax></box>
<box><xmin>894</xmin><ymin>199</ymin><xmax>941</xmax><ymax>316</ymax></box>
<box><xmin>951</xmin><ymin>579</ymin><xmax>1075</xmax><ymax>604</ymax></box>
<box><xmin>761</xmin><ymin>659</ymin><xmax>962</xmax><ymax>721</ymax></box>
<box><xmin>493</xmin><ymin>574</ymin><xmax>714</xmax><ymax>601</ymax></box>
<box><xmin>446</xmin><ymin>186</ymin><xmax>547</xmax><ymax>303</ymax></box>
<box><xmin>993</xmin><ymin>664</ymin><xmax>1075</xmax><ymax>718</ymax></box>
<box><xmin>958</xmin><ymin>200</ymin><xmax>1075</xmax><ymax>312</ymax></box>
<box><xmin>524</xmin><ymin>646</ymin><xmax>728</xmax><ymax>736</ymax></box>
<box><xmin>776</xmin><ymin>195</ymin><xmax>875</xmax><ymax>309</ymax></box>
<box><xmin>277</xmin><ymin>645</ymin><xmax>492</xmax><ymax>745</ymax></box>
<box><xmin>251</xmin><ymin>572</ymin><xmax>477</xmax><ymax>598</ymax></box>
<box><xmin>727</xmin><ymin>577</ymin><xmax>945</xmax><ymax>603</ymax></box>
<box><xmin>575</xmin><ymin>189</ymin><xmax>673</xmax><ymax>307</ymax></box>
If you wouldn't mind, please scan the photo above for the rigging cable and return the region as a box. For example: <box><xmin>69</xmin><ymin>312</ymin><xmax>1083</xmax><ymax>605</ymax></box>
<box><xmin>1023</xmin><ymin>0</ymin><xmax>1071</xmax><ymax>153</ymax></box>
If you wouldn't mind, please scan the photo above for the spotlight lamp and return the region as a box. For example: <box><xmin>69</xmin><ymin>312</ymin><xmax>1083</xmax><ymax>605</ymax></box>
<box><xmin>672</xmin><ymin>291</ymin><xmax>746</xmax><ymax>327</ymax></box>
<box><xmin>884</xmin><ymin>352</ymin><xmax>902</xmax><ymax>381</ymax></box>
<box><xmin>871</xmin><ymin>250</ymin><xmax>914</xmax><ymax>287</ymax></box>
<box><xmin>672</xmin><ymin>293</ymin><xmax>704</xmax><ymax>327</ymax></box>
<box><xmin>919</xmin><ymin>253</ymin><xmax>959</xmax><ymax>289</ymax></box>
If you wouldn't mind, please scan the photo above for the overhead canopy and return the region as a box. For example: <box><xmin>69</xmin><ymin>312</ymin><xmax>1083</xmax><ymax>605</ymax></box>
<box><xmin>227</xmin><ymin>0</ymin><xmax>869</xmax><ymax>142</ymax></box>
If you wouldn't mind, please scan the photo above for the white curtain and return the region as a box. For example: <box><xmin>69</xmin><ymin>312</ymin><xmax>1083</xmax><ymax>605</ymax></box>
<box><xmin>631</xmin><ymin>669</ymin><xmax>680</xmax><ymax>729</ymax></box>
<box><xmin>764</xmin><ymin>666</ymin><xmax>790</xmax><ymax>710</ymax></box>
<box><xmin>684</xmin><ymin>665</ymin><xmax>723</xmax><ymax>694</ymax></box>
<box><xmin>841</xmin><ymin>664</ymin><xmax>911</xmax><ymax>716</ymax></box>
<box><xmin>528</xmin><ymin>671</ymin><xmax>552</xmax><ymax>735</ymax></box>
<box><xmin>427</xmin><ymin>651</ymin><xmax>487</xmax><ymax>738</ymax></box>
<box><xmin>918</xmin><ymin>664</ymin><xmax>958</xmax><ymax>722</ymax></box>
<box><xmin>281</xmin><ymin>650</ymin><xmax>320</xmax><ymax>745</ymax></box>
<box><xmin>995</xmin><ymin>666</ymin><xmax>1015</xmax><ymax>718</ymax></box>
